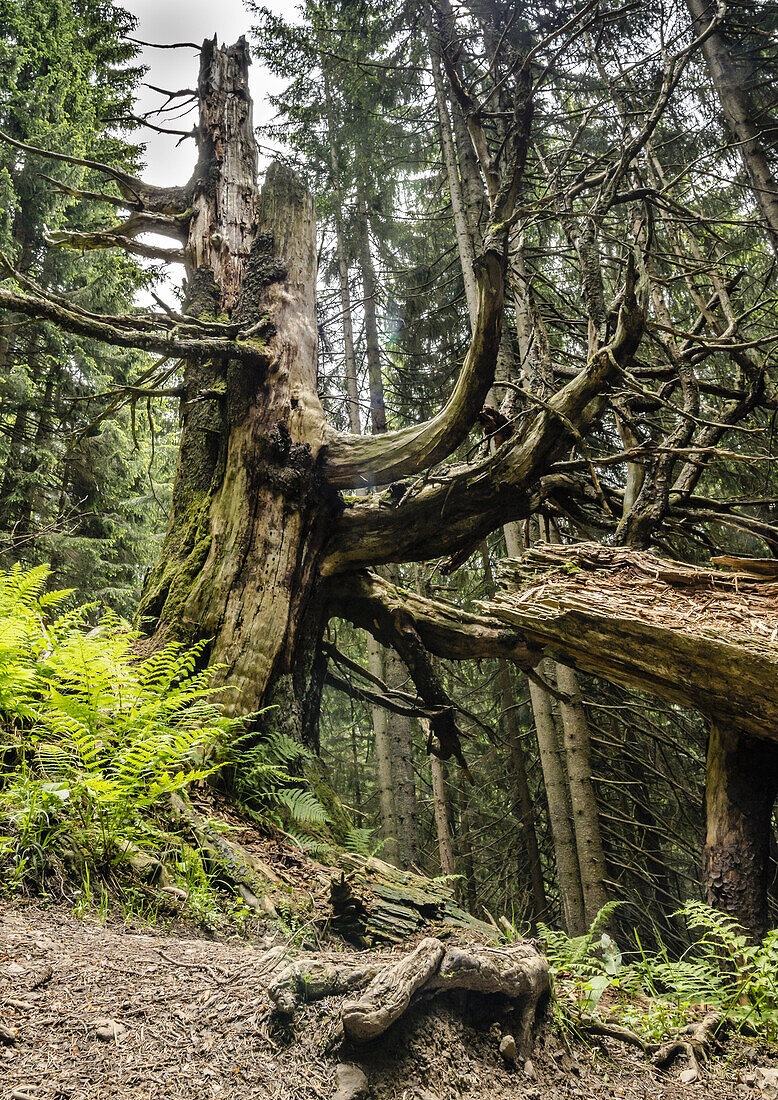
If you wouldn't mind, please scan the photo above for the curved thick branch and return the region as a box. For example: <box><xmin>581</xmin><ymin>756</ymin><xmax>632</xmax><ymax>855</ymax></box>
<box><xmin>323</xmin><ymin>258</ymin><xmax>647</xmax><ymax>572</ymax></box>
<box><xmin>45</xmin><ymin>210</ymin><xmax>190</xmax><ymax>266</ymax></box>
<box><xmin>326</xmin><ymin>570</ymin><xmax>535</xmax><ymax>667</ymax></box>
<box><xmin>46</xmin><ymin>228</ymin><xmax>185</xmax><ymax>264</ymax></box>
<box><xmin>323</xmin><ymin>250</ymin><xmax>504</xmax><ymax>489</ymax></box>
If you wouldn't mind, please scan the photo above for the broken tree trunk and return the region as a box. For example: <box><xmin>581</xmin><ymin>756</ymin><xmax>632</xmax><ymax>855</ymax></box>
<box><xmin>487</xmin><ymin>543</ymin><xmax>778</xmax><ymax>936</ymax></box>
<box><xmin>135</xmin><ymin>39</ymin><xmax>335</xmax><ymax>741</ymax></box>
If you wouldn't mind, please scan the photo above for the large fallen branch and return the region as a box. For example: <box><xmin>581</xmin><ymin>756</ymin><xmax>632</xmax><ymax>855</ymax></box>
<box><xmin>485</xmin><ymin>543</ymin><xmax>778</xmax><ymax>743</ymax></box>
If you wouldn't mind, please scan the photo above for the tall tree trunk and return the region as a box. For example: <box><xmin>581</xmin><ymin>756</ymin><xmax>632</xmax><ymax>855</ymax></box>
<box><xmin>368</xmin><ymin>636</ymin><xmax>402</xmax><ymax>867</ymax></box>
<box><xmin>456</xmin><ymin>765</ymin><xmax>478</xmax><ymax>912</ymax></box>
<box><xmin>529</xmin><ymin>664</ymin><xmax>586</xmax><ymax>935</ymax></box>
<box><xmin>321</xmin><ymin>54</ymin><xmax>361</xmax><ymax>435</ymax></box>
<box><xmin>685</xmin><ymin>0</ymin><xmax>778</xmax><ymax>253</ymax></box>
<box><xmin>137</xmin><ymin>39</ymin><xmax>334</xmax><ymax>745</ymax></box>
<box><xmin>426</xmin><ymin>17</ymin><xmax>478</xmax><ymax>329</ymax></box>
<box><xmin>429</xmin><ymin>744</ymin><xmax>457</xmax><ymax>878</ymax></box>
<box><xmin>383</xmin><ymin>641</ymin><xmax>420</xmax><ymax>867</ymax></box>
<box><xmin>555</xmin><ymin>662</ymin><xmax>609</xmax><ymax>925</ymax></box>
<box><xmin>357</xmin><ymin>197</ymin><xmax>386</xmax><ymax>436</ymax></box>
<box><xmin>480</xmin><ymin>544</ymin><xmax>546</xmax><ymax>921</ymax></box>
<box><xmin>704</xmin><ymin>722</ymin><xmax>778</xmax><ymax>940</ymax></box>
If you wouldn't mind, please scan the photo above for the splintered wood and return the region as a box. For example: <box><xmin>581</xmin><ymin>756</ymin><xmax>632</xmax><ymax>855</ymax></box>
<box><xmin>493</xmin><ymin>543</ymin><xmax>778</xmax><ymax>653</ymax></box>
<box><xmin>484</xmin><ymin>543</ymin><xmax>778</xmax><ymax>743</ymax></box>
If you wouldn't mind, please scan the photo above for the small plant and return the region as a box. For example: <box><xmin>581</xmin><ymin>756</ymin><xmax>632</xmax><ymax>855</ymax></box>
<box><xmin>537</xmin><ymin>900</ymin><xmax>778</xmax><ymax>1046</ymax></box>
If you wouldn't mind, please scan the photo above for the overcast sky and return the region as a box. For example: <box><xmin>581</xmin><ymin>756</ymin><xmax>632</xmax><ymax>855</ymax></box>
<box><xmin>128</xmin><ymin>0</ymin><xmax>296</xmax><ymax>188</ymax></box>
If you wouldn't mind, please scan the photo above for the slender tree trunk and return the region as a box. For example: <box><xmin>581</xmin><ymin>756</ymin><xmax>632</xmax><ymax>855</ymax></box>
<box><xmin>383</xmin><ymin>641</ymin><xmax>420</xmax><ymax>867</ymax></box>
<box><xmin>456</xmin><ymin>766</ymin><xmax>478</xmax><ymax>912</ymax></box>
<box><xmin>426</xmin><ymin>17</ymin><xmax>478</xmax><ymax>329</ymax></box>
<box><xmin>429</xmin><ymin>747</ymin><xmax>457</xmax><ymax>878</ymax></box>
<box><xmin>368</xmin><ymin>635</ymin><xmax>401</xmax><ymax>867</ymax></box>
<box><xmin>480</xmin><ymin>544</ymin><xmax>546</xmax><ymax>920</ymax></box>
<box><xmin>357</xmin><ymin>198</ymin><xmax>386</xmax><ymax>435</ymax></box>
<box><xmin>529</xmin><ymin>664</ymin><xmax>586</xmax><ymax>935</ymax></box>
<box><xmin>704</xmin><ymin>722</ymin><xmax>778</xmax><ymax>940</ymax></box>
<box><xmin>321</xmin><ymin>55</ymin><xmax>361</xmax><ymax>435</ymax></box>
<box><xmin>685</xmin><ymin>0</ymin><xmax>778</xmax><ymax>253</ymax></box>
<box><xmin>555</xmin><ymin>663</ymin><xmax>609</xmax><ymax>925</ymax></box>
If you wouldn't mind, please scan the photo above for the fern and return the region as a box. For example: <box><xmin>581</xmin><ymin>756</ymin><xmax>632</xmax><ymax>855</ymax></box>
<box><xmin>0</xmin><ymin>565</ymin><xmax>236</xmax><ymax>878</ymax></box>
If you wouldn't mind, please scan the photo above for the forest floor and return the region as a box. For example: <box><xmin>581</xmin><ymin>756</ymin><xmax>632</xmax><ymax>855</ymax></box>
<box><xmin>2</xmin><ymin>900</ymin><xmax>777</xmax><ymax>1100</ymax></box>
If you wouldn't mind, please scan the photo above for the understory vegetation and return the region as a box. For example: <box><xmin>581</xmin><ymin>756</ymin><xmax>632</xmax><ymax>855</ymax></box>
<box><xmin>0</xmin><ymin>564</ymin><xmax>345</xmax><ymax>927</ymax></box>
<box><xmin>542</xmin><ymin>901</ymin><xmax>778</xmax><ymax>1045</ymax></box>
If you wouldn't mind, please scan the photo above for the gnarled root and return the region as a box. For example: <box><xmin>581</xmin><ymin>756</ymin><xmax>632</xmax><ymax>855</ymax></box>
<box><xmin>268</xmin><ymin>958</ymin><xmax>382</xmax><ymax>1016</ymax></box>
<box><xmin>341</xmin><ymin>937</ymin><xmax>549</xmax><ymax>1056</ymax></box>
<box><xmin>652</xmin><ymin>1011</ymin><xmax>725</xmax><ymax>1079</ymax></box>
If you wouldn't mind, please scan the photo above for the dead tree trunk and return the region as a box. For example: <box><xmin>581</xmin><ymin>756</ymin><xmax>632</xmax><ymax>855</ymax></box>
<box><xmin>136</xmin><ymin>39</ymin><xmax>334</xmax><ymax>742</ymax></box>
<box><xmin>704</xmin><ymin>723</ymin><xmax>778</xmax><ymax>940</ymax></box>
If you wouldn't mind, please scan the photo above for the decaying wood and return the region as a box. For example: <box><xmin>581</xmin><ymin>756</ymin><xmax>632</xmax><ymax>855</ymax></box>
<box><xmin>329</xmin><ymin>853</ymin><xmax>496</xmax><ymax>944</ymax></box>
<box><xmin>486</xmin><ymin>543</ymin><xmax>778</xmax><ymax>743</ymax></box>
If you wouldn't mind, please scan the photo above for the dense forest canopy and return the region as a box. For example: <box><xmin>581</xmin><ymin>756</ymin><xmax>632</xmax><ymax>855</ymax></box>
<box><xmin>2</xmin><ymin>0</ymin><xmax>778</xmax><ymax>959</ymax></box>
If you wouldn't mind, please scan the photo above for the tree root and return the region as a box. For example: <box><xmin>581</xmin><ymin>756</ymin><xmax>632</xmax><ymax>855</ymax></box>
<box><xmin>168</xmin><ymin>793</ymin><xmax>281</xmax><ymax>913</ymax></box>
<box><xmin>266</xmin><ymin>936</ymin><xmax>549</xmax><ymax>1058</ymax></box>
<box><xmin>652</xmin><ymin>1011</ymin><xmax>725</xmax><ymax>1078</ymax></box>
<box><xmin>268</xmin><ymin>958</ymin><xmax>382</xmax><ymax>1015</ymax></box>
<box><xmin>575</xmin><ymin>1014</ymin><xmax>647</xmax><ymax>1051</ymax></box>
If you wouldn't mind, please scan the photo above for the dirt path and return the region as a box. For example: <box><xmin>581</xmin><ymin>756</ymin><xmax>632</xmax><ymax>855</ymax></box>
<box><xmin>0</xmin><ymin>903</ymin><xmax>771</xmax><ymax>1099</ymax></box>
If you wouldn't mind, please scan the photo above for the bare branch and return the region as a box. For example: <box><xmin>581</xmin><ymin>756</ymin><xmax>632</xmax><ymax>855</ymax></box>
<box><xmin>0</xmin><ymin>130</ymin><xmax>190</xmax><ymax>213</ymax></box>
<box><xmin>0</xmin><ymin>285</ymin><xmax>267</xmax><ymax>365</ymax></box>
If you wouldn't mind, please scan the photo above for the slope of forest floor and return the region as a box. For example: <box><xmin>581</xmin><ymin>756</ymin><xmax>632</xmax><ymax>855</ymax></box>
<box><xmin>1</xmin><ymin>900</ymin><xmax>777</xmax><ymax>1100</ymax></box>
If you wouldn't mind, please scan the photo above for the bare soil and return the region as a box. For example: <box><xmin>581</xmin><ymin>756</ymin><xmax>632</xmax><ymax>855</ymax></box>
<box><xmin>1</xmin><ymin>902</ymin><xmax>775</xmax><ymax>1100</ymax></box>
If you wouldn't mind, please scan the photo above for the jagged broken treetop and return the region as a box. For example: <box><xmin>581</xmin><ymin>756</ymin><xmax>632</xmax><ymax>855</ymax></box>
<box><xmin>485</xmin><ymin>544</ymin><xmax>778</xmax><ymax>741</ymax></box>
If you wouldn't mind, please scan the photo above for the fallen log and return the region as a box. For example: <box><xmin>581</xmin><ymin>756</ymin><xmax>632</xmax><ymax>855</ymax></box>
<box><xmin>330</xmin><ymin>853</ymin><xmax>497</xmax><ymax>944</ymax></box>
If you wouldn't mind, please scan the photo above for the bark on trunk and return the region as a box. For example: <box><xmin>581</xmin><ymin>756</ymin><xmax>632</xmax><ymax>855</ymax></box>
<box><xmin>430</xmin><ymin>750</ymin><xmax>457</xmax><ymax>878</ymax></box>
<box><xmin>368</xmin><ymin>636</ymin><xmax>402</xmax><ymax>868</ymax></box>
<box><xmin>704</xmin><ymin>722</ymin><xmax>778</xmax><ymax>940</ymax></box>
<box><xmin>481</xmin><ymin>544</ymin><xmax>546</xmax><ymax>921</ymax></box>
<box><xmin>137</xmin><ymin>39</ymin><xmax>334</xmax><ymax>742</ymax></box>
<box><xmin>528</xmin><ymin>665</ymin><xmax>586</xmax><ymax>936</ymax></box>
<box><xmin>555</xmin><ymin>662</ymin><xmax>609</xmax><ymax>926</ymax></box>
<box><xmin>685</xmin><ymin>0</ymin><xmax>778</xmax><ymax>253</ymax></box>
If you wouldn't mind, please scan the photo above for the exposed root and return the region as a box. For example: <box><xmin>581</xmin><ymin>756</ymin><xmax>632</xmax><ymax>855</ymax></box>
<box><xmin>652</xmin><ymin>1010</ymin><xmax>725</xmax><ymax>1079</ymax></box>
<box><xmin>575</xmin><ymin>1014</ymin><xmax>647</xmax><ymax>1051</ymax></box>
<box><xmin>266</xmin><ymin>935</ymin><xmax>550</xmax><ymax>1060</ymax></box>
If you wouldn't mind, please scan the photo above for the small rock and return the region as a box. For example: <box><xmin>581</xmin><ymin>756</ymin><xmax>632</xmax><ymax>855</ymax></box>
<box><xmin>0</xmin><ymin>1022</ymin><xmax>16</xmax><ymax>1045</ymax></box>
<box><xmin>95</xmin><ymin>1019</ymin><xmax>127</xmax><ymax>1042</ymax></box>
<box><xmin>333</xmin><ymin>1063</ymin><xmax>368</xmax><ymax>1100</ymax></box>
<box><xmin>499</xmin><ymin>1034</ymin><xmax>517</xmax><ymax>1064</ymax></box>
<box><xmin>743</xmin><ymin>1070</ymin><xmax>757</xmax><ymax>1086</ymax></box>
<box><xmin>679</xmin><ymin>1068</ymin><xmax>698</xmax><ymax>1084</ymax></box>
<box><xmin>523</xmin><ymin>1058</ymin><xmax>536</xmax><ymax>1079</ymax></box>
<box><xmin>757</xmin><ymin>1068</ymin><xmax>778</xmax><ymax>1100</ymax></box>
